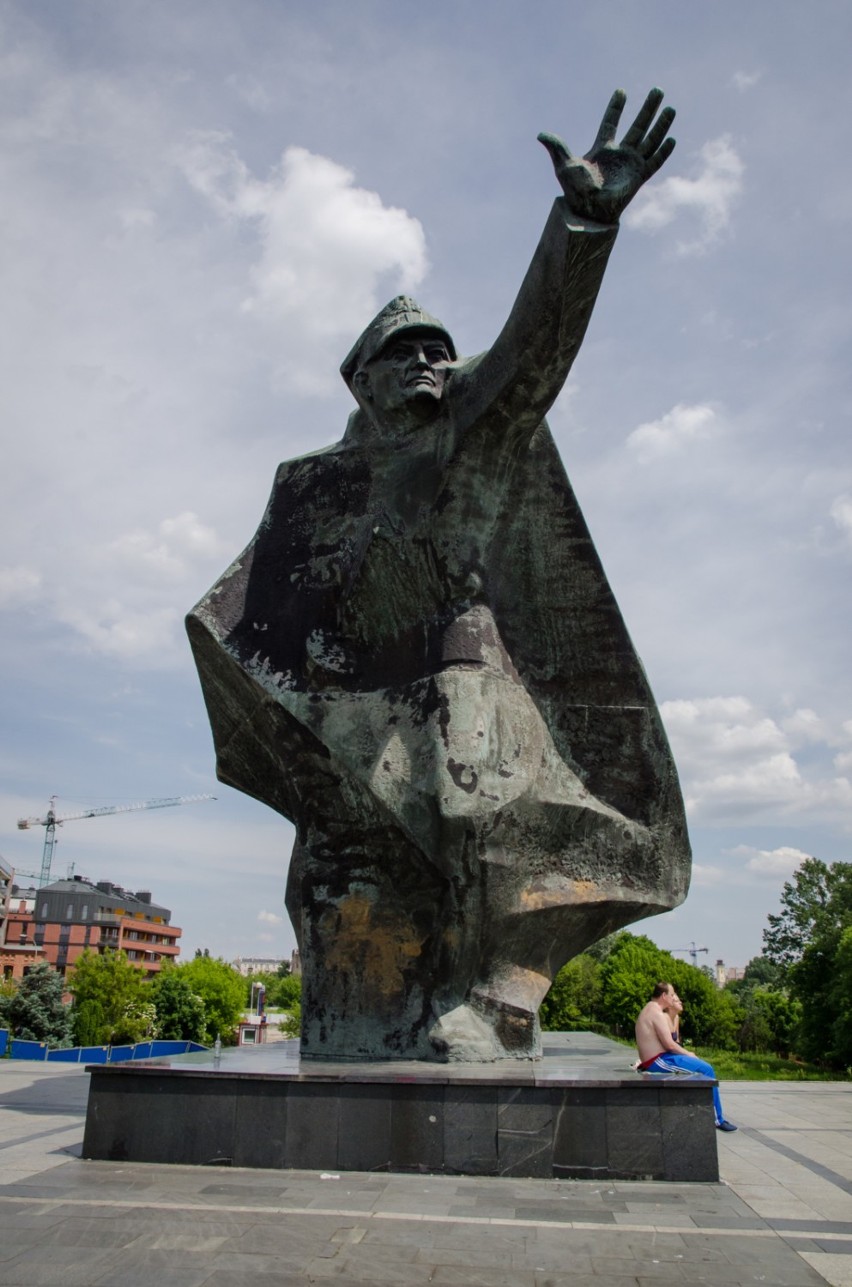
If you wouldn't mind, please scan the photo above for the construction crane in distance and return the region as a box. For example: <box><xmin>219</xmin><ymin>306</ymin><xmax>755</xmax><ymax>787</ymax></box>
<box><xmin>16</xmin><ymin>794</ymin><xmax>216</xmax><ymax>889</ymax></box>
<box><xmin>669</xmin><ymin>942</ymin><xmax>709</xmax><ymax>969</ymax></box>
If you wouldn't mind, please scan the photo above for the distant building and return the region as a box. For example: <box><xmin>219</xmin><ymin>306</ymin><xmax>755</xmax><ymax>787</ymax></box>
<box><xmin>0</xmin><ymin>874</ymin><xmax>181</xmax><ymax>981</ymax></box>
<box><xmin>0</xmin><ymin>857</ymin><xmax>44</xmax><ymax>980</ymax></box>
<box><xmin>233</xmin><ymin>950</ymin><xmax>301</xmax><ymax>977</ymax></box>
<box><xmin>714</xmin><ymin>959</ymin><xmax>746</xmax><ymax>987</ymax></box>
<box><xmin>233</xmin><ymin>956</ymin><xmax>284</xmax><ymax>977</ymax></box>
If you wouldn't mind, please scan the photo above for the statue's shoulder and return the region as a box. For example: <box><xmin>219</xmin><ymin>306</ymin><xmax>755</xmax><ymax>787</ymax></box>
<box><xmin>272</xmin><ymin>435</ymin><xmax>367</xmax><ymax>491</ymax></box>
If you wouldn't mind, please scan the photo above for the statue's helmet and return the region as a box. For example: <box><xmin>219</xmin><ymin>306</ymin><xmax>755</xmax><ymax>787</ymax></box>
<box><xmin>340</xmin><ymin>296</ymin><xmax>456</xmax><ymax>393</ymax></box>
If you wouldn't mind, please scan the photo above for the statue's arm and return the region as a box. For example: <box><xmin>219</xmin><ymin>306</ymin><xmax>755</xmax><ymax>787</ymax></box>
<box><xmin>453</xmin><ymin>89</ymin><xmax>676</xmax><ymax>437</ymax></box>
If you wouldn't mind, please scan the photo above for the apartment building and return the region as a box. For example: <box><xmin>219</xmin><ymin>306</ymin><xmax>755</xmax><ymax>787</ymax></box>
<box><xmin>1</xmin><ymin>874</ymin><xmax>181</xmax><ymax>980</ymax></box>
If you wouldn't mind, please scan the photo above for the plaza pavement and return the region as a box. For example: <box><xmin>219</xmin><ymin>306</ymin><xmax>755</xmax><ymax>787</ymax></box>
<box><xmin>0</xmin><ymin>1063</ymin><xmax>850</xmax><ymax>1286</ymax></box>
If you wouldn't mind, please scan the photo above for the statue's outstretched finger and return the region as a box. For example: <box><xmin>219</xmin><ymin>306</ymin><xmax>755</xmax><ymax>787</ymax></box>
<box><xmin>621</xmin><ymin>87</ymin><xmax>665</xmax><ymax>149</ymax></box>
<box><xmin>537</xmin><ymin>131</ymin><xmax>574</xmax><ymax>169</ymax></box>
<box><xmin>591</xmin><ymin>89</ymin><xmax>627</xmax><ymax>152</ymax></box>
<box><xmin>644</xmin><ymin>135</ymin><xmax>676</xmax><ymax>177</ymax></box>
<box><xmin>640</xmin><ymin>106</ymin><xmax>676</xmax><ymax>158</ymax></box>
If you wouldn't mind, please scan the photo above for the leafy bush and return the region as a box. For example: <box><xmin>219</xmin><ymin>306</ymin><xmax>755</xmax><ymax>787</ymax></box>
<box><xmin>540</xmin><ymin>955</ymin><xmax>602</xmax><ymax>1032</ymax></box>
<box><xmin>173</xmin><ymin>956</ymin><xmax>246</xmax><ymax>1045</ymax></box>
<box><xmin>150</xmin><ymin>967</ymin><xmax>207</xmax><ymax>1042</ymax></box>
<box><xmin>67</xmin><ymin>949</ymin><xmax>155</xmax><ymax>1046</ymax></box>
<box><xmin>1</xmin><ymin>963</ymin><xmax>72</xmax><ymax>1046</ymax></box>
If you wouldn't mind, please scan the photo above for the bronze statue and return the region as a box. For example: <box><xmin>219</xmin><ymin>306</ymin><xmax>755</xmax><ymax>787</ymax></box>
<box><xmin>188</xmin><ymin>89</ymin><xmax>691</xmax><ymax>1060</ymax></box>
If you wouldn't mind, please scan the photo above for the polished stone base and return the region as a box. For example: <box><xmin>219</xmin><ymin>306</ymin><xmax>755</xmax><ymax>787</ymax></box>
<box><xmin>82</xmin><ymin>1032</ymin><xmax>718</xmax><ymax>1182</ymax></box>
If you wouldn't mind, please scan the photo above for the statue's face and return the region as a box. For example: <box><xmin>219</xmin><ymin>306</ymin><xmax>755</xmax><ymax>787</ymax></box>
<box><xmin>356</xmin><ymin>329</ymin><xmax>452</xmax><ymax>421</ymax></box>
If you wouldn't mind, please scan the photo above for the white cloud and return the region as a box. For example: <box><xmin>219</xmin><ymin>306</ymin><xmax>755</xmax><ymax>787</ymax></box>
<box><xmin>830</xmin><ymin>494</ymin><xmax>852</xmax><ymax>543</ymax></box>
<box><xmin>832</xmin><ymin>723</ymin><xmax>852</xmax><ymax>773</ymax></box>
<box><xmin>731</xmin><ymin>70</ymin><xmax>762</xmax><ymax>92</ymax></box>
<box><xmin>257</xmin><ymin>910</ymin><xmax>283</xmax><ymax>925</ymax></box>
<box><xmin>6</xmin><ymin>512</ymin><xmax>233</xmax><ymax>663</ymax></box>
<box><xmin>0</xmin><ymin>565</ymin><xmax>42</xmax><ymax>608</ymax></box>
<box><xmin>781</xmin><ymin>708</ymin><xmax>832</xmax><ymax>745</ymax></box>
<box><xmin>661</xmin><ymin>696</ymin><xmax>852</xmax><ymax>824</ymax></box>
<box><xmin>625</xmin><ymin>135</ymin><xmax>744</xmax><ymax>254</ymax></box>
<box><xmin>692</xmin><ymin>863</ymin><xmax>726</xmax><ymax>887</ymax></box>
<box><xmin>105</xmin><ymin>512</ymin><xmax>228</xmax><ymax>585</ymax></box>
<box><xmin>626</xmin><ymin>402</ymin><xmax>717</xmax><ymax>461</ymax></box>
<box><xmin>179</xmin><ymin>138</ymin><xmax>428</xmax><ymax>395</ymax></box>
<box><xmin>729</xmin><ymin>844</ymin><xmax>812</xmax><ymax>880</ymax></box>
<box><xmin>224</xmin><ymin>73</ymin><xmax>272</xmax><ymax>113</ymax></box>
<box><xmin>55</xmin><ymin>600</ymin><xmax>180</xmax><ymax>661</ymax></box>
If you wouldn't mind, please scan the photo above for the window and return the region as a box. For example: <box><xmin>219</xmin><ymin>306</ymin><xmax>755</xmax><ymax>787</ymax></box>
<box><xmin>81</xmin><ymin>905</ymin><xmax>88</xmax><ymax>920</ymax></box>
<box><xmin>66</xmin><ymin>904</ymin><xmax>73</xmax><ymax>919</ymax></box>
<box><xmin>40</xmin><ymin>903</ymin><xmax>47</xmax><ymax>917</ymax></box>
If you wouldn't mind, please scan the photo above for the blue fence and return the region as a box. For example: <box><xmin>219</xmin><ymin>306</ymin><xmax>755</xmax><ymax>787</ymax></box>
<box><xmin>1</xmin><ymin>1032</ymin><xmax>207</xmax><ymax>1062</ymax></box>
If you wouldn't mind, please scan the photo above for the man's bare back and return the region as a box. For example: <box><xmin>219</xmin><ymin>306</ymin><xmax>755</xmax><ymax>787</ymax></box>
<box><xmin>635</xmin><ymin>990</ymin><xmax>689</xmax><ymax>1062</ymax></box>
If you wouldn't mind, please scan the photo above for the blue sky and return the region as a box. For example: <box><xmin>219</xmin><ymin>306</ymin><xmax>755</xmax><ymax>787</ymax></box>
<box><xmin>1</xmin><ymin>0</ymin><xmax>850</xmax><ymax>971</ymax></box>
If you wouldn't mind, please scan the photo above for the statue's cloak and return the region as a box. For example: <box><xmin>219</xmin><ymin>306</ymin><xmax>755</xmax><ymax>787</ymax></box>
<box><xmin>187</xmin><ymin>201</ymin><xmax>690</xmax><ymax>1055</ymax></box>
<box><xmin>187</xmin><ymin>392</ymin><xmax>690</xmax><ymax>922</ymax></box>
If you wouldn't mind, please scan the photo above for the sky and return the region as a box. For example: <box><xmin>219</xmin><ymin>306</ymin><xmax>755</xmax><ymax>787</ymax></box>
<box><xmin>0</xmin><ymin>0</ymin><xmax>850</xmax><ymax>973</ymax></box>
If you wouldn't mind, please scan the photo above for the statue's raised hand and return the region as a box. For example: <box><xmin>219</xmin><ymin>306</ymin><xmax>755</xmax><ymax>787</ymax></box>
<box><xmin>538</xmin><ymin>88</ymin><xmax>675</xmax><ymax>226</ymax></box>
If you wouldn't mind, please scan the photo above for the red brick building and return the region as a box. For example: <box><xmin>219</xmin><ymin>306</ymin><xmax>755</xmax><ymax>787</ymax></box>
<box><xmin>0</xmin><ymin>858</ymin><xmax>43</xmax><ymax>980</ymax></box>
<box><xmin>0</xmin><ymin>874</ymin><xmax>181</xmax><ymax>982</ymax></box>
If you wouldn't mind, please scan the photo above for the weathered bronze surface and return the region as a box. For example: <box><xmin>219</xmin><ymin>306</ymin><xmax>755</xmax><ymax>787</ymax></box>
<box><xmin>188</xmin><ymin>90</ymin><xmax>691</xmax><ymax>1061</ymax></box>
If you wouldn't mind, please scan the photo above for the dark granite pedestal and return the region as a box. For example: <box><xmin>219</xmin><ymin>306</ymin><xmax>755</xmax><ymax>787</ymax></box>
<box><xmin>83</xmin><ymin>1031</ymin><xmax>718</xmax><ymax>1182</ymax></box>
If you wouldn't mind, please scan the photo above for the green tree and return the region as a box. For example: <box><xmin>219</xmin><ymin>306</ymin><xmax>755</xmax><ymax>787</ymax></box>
<box><xmin>540</xmin><ymin>955</ymin><xmax>602</xmax><ymax>1031</ymax></box>
<box><xmin>272</xmin><ymin>972</ymin><xmax>302</xmax><ymax>1037</ymax></box>
<box><xmin>736</xmin><ymin>997</ymin><xmax>773</xmax><ymax>1053</ymax></box>
<box><xmin>150</xmin><ymin>967</ymin><xmax>207</xmax><ymax>1042</ymax></box>
<box><xmin>0</xmin><ymin>974</ymin><xmax>16</xmax><ymax>1027</ymax></box>
<box><xmin>763</xmin><ymin>858</ymin><xmax>852</xmax><ymax>970</ymax></box>
<box><xmin>598</xmin><ymin>934</ymin><xmax>672</xmax><ymax>1035</ymax></box>
<box><xmin>67</xmin><ymin>950</ymin><xmax>156</xmax><ymax>1046</ymax></box>
<box><xmin>668</xmin><ymin>959</ymin><xmax>739</xmax><ymax>1050</ymax></box>
<box><xmin>585</xmin><ymin>932</ymin><xmax>624</xmax><ymax>962</ymax></box>
<box><xmin>266</xmin><ymin>972</ymin><xmax>302</xmax><ymax>1011</ymax></box>
<box><xmin>1</xmin><ymin>964</ymin><xmax>72</xmax><ymax>1046</ymax></box>
<box><xmin>761</xmin><ymin>859</ymin><xmax>852</xmax><ymax>1065</ymax></box>
<box><xmin>73</xmin><ymin>998</ymin><xmax>106</xmax><ymax>1046</ymax></box>
<box><xmin>742</xmin><ymin>955</ymin><xmax>785</xmax><ymax>990</ymax></box>
<box><xmin>175</xmin><ymin>956</ymin><xmax>245</xmax><ymax>1045</ymax></box>
<box><xmin>754</xmin><ymin>990</ymin><xmax>801</xmax><ymax>1057</ymax></box>
<box><xmin>828</xmin><ymin>926</ymin><xmax>852</xmax><ymax>1067</ymax></box>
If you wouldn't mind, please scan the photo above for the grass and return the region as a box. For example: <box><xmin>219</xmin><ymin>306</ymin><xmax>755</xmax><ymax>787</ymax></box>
<box><xmin>594</xmin><ymin>1031</ymin><xmax>850</xmax><ymax>1080</ymax></box>
<box><xmin>700</xmin><ymin>1047</ymin><xmax>850</xmax><ymax>1081</ymax></box>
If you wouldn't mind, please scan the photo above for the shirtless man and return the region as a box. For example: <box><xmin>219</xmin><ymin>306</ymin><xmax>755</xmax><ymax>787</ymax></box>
<box><xmin>635</xmin><ymin>983</ymin><xmax>737</xmax><ymax>1131</ymax></box>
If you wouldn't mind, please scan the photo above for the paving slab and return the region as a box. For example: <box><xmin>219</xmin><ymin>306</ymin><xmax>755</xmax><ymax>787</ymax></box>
<box><xmin>2</xmin><ymin>1061</ymin><xmax>851</xmax><ymax>1286</ymax></box>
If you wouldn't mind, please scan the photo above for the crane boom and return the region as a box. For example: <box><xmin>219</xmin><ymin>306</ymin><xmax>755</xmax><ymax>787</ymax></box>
<box><xmin>669</xmin><ymin>942</ymin><xmax>709</xmax><ymax>968</ymax></box>
<box><xmin>15</xmin><ymin>794</ymin><xmax>215</xmax><ymax>888</ymax></box>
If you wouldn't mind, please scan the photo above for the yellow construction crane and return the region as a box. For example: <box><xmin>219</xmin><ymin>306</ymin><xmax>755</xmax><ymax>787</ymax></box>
<box><xmin>16</xmin><ymin>794</ymin><xmax>215</xmax><ymax>888</ymax></box>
